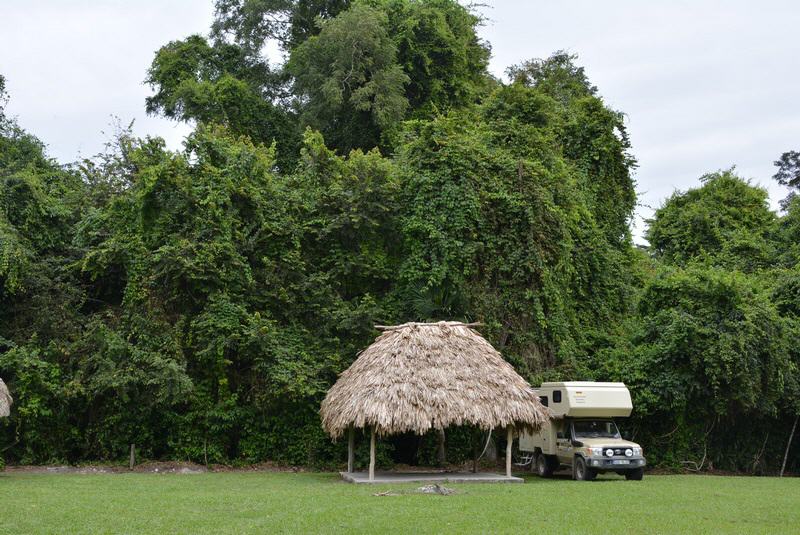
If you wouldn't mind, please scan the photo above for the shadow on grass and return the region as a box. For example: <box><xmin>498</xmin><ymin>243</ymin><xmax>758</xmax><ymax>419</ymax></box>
<box><xmin>520</xmin><ymin>471</ymin><xmax>631</xmax><ymax>483</ymax></box>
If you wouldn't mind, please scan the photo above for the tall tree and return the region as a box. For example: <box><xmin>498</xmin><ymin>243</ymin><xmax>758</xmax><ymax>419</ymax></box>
<box><xmin>598</xmin><ymin>265</ymin><xmax>795</xmax><ymax>470</ymax></box>
<box><xmin>287</xmin><ymin>4</ymin><xmax>409</xmax><ymax>152</ymax></box>
<box><xmin>211</xmin><ymin>0</ymin><xmax>350</xmax><ymax>52</ymax></box>
<box><xmin>0</xmin><ymin>77</ymin><xmax>89</xmax><ymax>461</ymax></box>
<box><xmin>364</xmin><ymin>0</ymin><xmax>492</xmax><ymax>116</ymax></box>
<box><xmin>395</xmin><ymin>63</ymin><xmax>638</xmax><ymax>374</ymax></box>
<box><xmin>773</xmin><ymin>150</ymin><xmax>800</xmax><ymax>209</ymax></box>
<box><xmin>646</xmin><ymin>170</ymin><xmax>777</xmax><ymax>271</ymax></box>
<box><xmin>148</xmin><ymin>0</ymin><xmax>491</xmax><ymax>158</ymax></box>
<box><xmin>145</xmin><ymin>35</ymin><xmax>300</xmax><ymax>170</ymax></box>
<box><xmin>507</xmin><ymin>52</ymin><xmax>635</xmax><ymax>243</ymax></box>
<box><xmin>507</xmin><ymin>51</ymin><xmax>597</xmax><ymax>104</ymax></box>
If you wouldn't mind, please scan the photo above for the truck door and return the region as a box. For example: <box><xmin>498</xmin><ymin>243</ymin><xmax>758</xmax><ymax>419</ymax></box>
<box><xmin>555</xmin><ymin>421</ymin><xmax>573</xmax><ymax>462</ymax></box>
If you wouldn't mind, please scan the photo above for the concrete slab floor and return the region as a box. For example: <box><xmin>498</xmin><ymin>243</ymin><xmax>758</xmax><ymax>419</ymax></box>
<box><xmin>340</xmin><ymin>471</ymin><xmax>524</xmax><ymax>484</ymax></box>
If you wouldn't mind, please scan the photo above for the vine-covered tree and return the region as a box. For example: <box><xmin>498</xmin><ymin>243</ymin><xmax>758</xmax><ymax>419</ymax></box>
<box><xmin>364</xmin><ymin>0</ymin><xmax>492</xmax><ymax>117</ymax></box>
<box><xmin>147</xmin><ymin>0</ymin><xmax>490</xmax><ymax>157</ymax></box>
<box><xmin>211</xmin><ymin>0</ymin><xmax>351</xmax><ymax>52</ymax></box>
<box><xmin>287</xmin><ymin>4</ymin><xmax>409</xmax><ymax>152</ymax></box>
<box><xmin>145</xmin><ymin>35</ymin><xmax>300</xmax><ymax>169</ymax></box>
<box><xmin>773</xmin><ymin>150</ymin><xmax>800</xmax><ymax>209</ymax></box>
<box><xmin>507</xmin><ymin>53</ymin><xmax>635</xmax><ymax>243</ymax></box>
<box><xmin>646</xmin><ymin>170</ymin><xmax>777</xmax><ymax>271</ymax></box>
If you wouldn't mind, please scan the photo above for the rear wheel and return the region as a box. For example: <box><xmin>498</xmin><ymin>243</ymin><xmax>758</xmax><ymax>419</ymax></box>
<box><xmin>625</xmin><ymin>468</ymin><xmax>644</xmax><ymax>481</ymax></box>
<box><xmin>574</xmin><ymin>456</ymin><xmax>596</xmax><ymax>481</ymax></box>
<box><xmin>536</xmin><ymin>453</ymin><xmax>556</xmax><ymax>478</ymax></box>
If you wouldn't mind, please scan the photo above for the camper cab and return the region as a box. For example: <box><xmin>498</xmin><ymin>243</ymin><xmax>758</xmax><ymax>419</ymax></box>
<box><xmin>519</xmin><ymin>382</ymin><xmax>646</xmax><ymax>481</ymax></box>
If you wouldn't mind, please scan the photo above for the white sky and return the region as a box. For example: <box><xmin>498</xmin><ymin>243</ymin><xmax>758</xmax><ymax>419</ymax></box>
<box><xmin>2</xmin><ymin>1</ymin><xmax>799</xmax><ymax>242</ymax></box>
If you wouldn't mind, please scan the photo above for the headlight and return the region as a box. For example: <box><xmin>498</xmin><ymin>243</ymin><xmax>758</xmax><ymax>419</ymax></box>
<box><xmin>605</xmin><ymin>448</ymin><xmax>614</xmax><ymax>457</ymax></box>
<box><xmin>625</xmin><ymin>448</ymin><xmax>633</xmax><ymax>457</ymax></box>
<box><xmin>590</xmin><ymin>447</ymin><xmax>603</xmax><ymax>457</ymax></box>
<box><xmin>633</xmin><ymin>447</ymin><xmax>642</xmax><ymax>456</ymax></box>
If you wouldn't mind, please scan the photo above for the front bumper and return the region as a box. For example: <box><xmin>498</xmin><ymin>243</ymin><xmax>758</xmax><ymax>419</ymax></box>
<box><xmin>586</xmin><ymin>456</ymin><xmax>646</xmax><ymax>470</ymax></box>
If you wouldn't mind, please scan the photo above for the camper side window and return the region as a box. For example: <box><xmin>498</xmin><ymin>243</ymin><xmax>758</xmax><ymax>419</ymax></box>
<box><xmin>540</xmin><ymin>396</ymin><xmax>548</xmax><ymax>407</ymax></box>
<box><xmin>553</xmin><ymin>390</ymin><xmax>562</xmax><ymax>403</ymax></box>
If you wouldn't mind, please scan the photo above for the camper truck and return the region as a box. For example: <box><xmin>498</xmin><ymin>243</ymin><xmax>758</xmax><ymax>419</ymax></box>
<box><xmin>519</xmin><ymin>382</ymin><xmax>646</xmax><ymax>481</ymax></box>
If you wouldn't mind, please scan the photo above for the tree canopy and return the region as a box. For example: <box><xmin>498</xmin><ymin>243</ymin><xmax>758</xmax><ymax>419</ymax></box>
<box><xmin>146</xmin><ymin>0</ymin><xmax>490</xmax><ymax>158</ymax></box>
<box><xmin>646</xmin><ymin>170</ymin><xmax>776</xmax><ymax>271</ymax></box>
<box><xmin>287</xmin><ymin>4</ymin><xmax>410</xmax><ymax>152</ymax></box>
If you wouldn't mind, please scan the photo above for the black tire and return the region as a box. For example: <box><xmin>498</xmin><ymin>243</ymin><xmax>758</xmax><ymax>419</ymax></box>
<box><xmin>574</xmin><ymin>456</ymin><xmax>596</xmax><ymax>481</ymax></box>
<box><xmin>536</xmin><ymin>453</ymin><xmax>555</xmax><ymax>478</ymax></box>
<box><xmin>625</xmin><ymin>468</ymin><xmax>644</xmax><ymax>481</ymax></box>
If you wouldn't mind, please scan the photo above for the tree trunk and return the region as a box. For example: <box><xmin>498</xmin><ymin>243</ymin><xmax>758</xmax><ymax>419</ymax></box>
<box><xmin>129</xmin><ymin>443</ymin><xmax>135</xmax><ymax>471</ymax></box>
<box><xmin>506</xmin><ymin>426</ymin><xmax>513</xmax><ymax>478</ymax></box>
<box><xmin>347</xmin><ymin>426</ymin><xmax>355</xmax><ymax>473</ymax></box>
<box><xmin>485</xmin><ymin>434</ymin><xmax>497</xmax><ymax>461</ymax></box>
<box><xmin>369</xmin><ymin>426</ymin><xmax>376</xmax><ymax>481</ymax></box>
<box><xmin>781</xmin><ymin>415</ymin><xmax>798</xmax><ymax>477</ymax></box>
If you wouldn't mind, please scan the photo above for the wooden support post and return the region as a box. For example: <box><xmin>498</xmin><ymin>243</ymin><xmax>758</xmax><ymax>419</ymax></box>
<box><xmin>437</xmin><ymin>428</ymin><xmax>446</xmax><ymax>466</ymax></box>
<box><xmin>347</xmin><ymin>426</ymin><xmax>355</xmax><ymax>473</ymax></box>
<box><xmin>472</xmin><ymin>431</ymin><xmax>478</xmax><ymax>474</ymax></box>
<box><xmin>506</xmin><ymin>426</ymin><xmax>513</xmax><ymax>478</ymax></box>
<box><xmin>369</xmin><ymin>426</ymin><xmax>376</xmax><ymax>481</ymax></box>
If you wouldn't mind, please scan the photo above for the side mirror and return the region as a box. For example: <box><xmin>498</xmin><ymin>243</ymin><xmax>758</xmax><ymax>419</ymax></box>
<box><xmin>571</xmin><ymin>439</ymin><xmax>584</xmax><ymax>447</ymax></box>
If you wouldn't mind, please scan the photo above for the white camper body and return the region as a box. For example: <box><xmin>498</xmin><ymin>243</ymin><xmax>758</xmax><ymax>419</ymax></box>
<box><xmin>519</xmin><ymin>382</ymin><xmax>645</xmax><ymax>480</ymax></box>
<box><xmin>520</xmin><ymin>382</ymin><xmax>633</xmax><ymax>454</ymax></box>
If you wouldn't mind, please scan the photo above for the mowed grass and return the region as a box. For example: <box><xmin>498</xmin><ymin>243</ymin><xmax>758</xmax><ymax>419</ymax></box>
<box><xmin>0</xmin><ymin>471</ymin><xmax>798</xmax><ymax>534</ymax></box>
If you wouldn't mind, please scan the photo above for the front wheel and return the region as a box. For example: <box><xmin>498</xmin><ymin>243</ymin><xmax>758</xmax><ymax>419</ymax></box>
<box><xmin>574</xmin><ymin>456</ymin><xmax>596</xmax><ymax>481</ymax></box>
<box><xmin>625</xmin><ymin>468</ymin><xmax>644</xmax><ymax>481</ymax></box>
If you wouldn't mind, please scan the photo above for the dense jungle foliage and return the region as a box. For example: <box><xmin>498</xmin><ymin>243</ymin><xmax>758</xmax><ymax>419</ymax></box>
<box><xmin>0</xmin><ymin>0</ymin><xmax>797</xmax><ymax>474</ymax></box>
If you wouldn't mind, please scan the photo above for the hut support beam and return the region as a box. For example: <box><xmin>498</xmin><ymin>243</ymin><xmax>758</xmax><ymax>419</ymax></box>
<box><xmin>506</xmin><ymin>425</ymin><xmax>513</xmax><ymax>478</ymax></box>
<box><xmin>437</xmin><ymin>429</ymin><xmax>446</xmax><ymax>466</ymax></box>
<box><xmin>347</xmin><ymin>426</ymin><xmax>355</xmax><ymax>473</ymax></box>
<box><xmin>369</xmin><ymin>426</ymin><xmax>376</xmax><ymax>481</ymax></box>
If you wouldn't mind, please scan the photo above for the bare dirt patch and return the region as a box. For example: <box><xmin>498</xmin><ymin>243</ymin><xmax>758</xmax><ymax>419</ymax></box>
<box><xmin>4</xmin><ymin>461</ymin><xmax>208</xmax><ymax>475</ymax></box>
<box><xmin>1</xmin><ymin>460</ymin><xmax>328</xmax><ymax>475</ymax></box>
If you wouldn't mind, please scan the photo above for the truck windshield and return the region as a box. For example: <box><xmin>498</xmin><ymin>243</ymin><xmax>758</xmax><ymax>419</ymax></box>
<box><xmin>572</xmin><ymin>420</ymin><xmax>621</xmax><ymax>439</ymax></box>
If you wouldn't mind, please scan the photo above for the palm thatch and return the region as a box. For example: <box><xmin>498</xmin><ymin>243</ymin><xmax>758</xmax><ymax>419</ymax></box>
<box><xmin>0</xmin><ymin>377</ymin><xmax>11</xmax><ymax>418</ymax></box>
<box><xmin>320</xmin><ymin>321</ymin><xmax>549</xmax><ymax>439</ymax></box>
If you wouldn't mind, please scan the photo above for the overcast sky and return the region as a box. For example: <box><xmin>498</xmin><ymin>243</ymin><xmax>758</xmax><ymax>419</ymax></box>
<box><xmin>2</xmin><ymin>1</ymin><xmax>798</xmax><ymax>241</ymax></box>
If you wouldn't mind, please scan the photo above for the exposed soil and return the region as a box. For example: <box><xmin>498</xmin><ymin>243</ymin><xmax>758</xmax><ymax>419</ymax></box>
<box><xmin>4</xmin><ymin>461</ymin><xmax>208</xmax><ymax>475</ymax></box>
<box><xmin>3</xmin><ymin>461</ymin><xmax>311</xmax><ymax>475</ymax></box>
<box><xmin>2</xmin><ymin>461</ymin><xmax>794</xmax><ymax>477</ymax></box>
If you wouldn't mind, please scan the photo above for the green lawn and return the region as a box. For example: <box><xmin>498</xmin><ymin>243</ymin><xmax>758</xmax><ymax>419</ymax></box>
<box><xmin>0</xmin><ymin>471</ymin><xmax>797</xmax><ymax>534</ymax></box>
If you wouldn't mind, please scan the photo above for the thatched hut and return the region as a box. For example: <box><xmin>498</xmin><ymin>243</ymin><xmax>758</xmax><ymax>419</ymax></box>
<box><xmin>320</xmin><ymin>321</ymin><xmax>549</xmax><ymax>480</ymax></box>
<box><xmin>0</xmin><ymin>378</ymin><xmax>11</xmax><ymax>418</ymax></box>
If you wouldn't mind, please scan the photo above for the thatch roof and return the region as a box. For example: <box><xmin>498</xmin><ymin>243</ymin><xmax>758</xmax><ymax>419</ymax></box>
<box><xmin>0</xmin><ymin>378</ymin><xmax>11</xmax><ymax>418</ymax></box>
<box><xmin>320</xmin><ymin>321</ymin><xmax>549</xmax><ymax>438</ymax></box>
